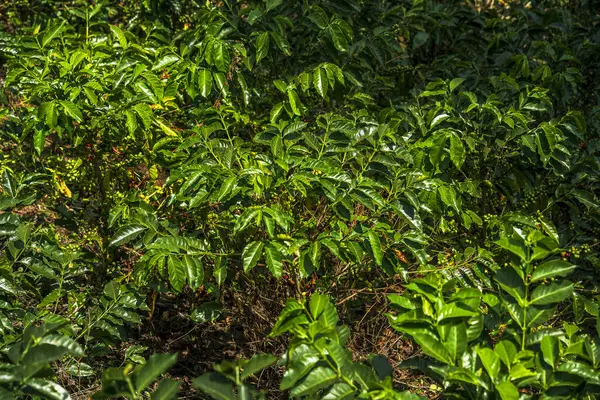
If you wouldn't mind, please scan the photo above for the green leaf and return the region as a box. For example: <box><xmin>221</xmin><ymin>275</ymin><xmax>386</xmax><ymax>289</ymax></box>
<box><xmin>256</xmin><ymin>32</ymin><xmax>270</xmax><ymax>64</ymax></box>
<box><xmin>329</xmin><ymin>25</ymin><xmax>349</xmax><ymax>52</ymax></box>
<box><xmin>495</xmin><ymin>381</ymin><xmax>519</xmax><ymax>400</ymax></box>
<box><xmin>449</xmin><ymin>134</ymin><xmax>466</xmax><ymax>169</ymax></box>
<box><xmin>39</xmin><ymin>334</ymin><xmax>85</xmax><ymax>357</ymax></box>
<box><xmin>309</xmin><ymin>293</ymin><xmax>330</xmax><ymax>320</ymax></box>
<box><xmin>167</xmin><ymin>255</ymin><xmax>186</xmax><ymax>292</ymax></box>
<box><xmin>429</xmin><ymin>133</ymin><xmax>446</xmax><ymax>167</ymax></box>
<box><xmin>152</xmin><ymin>54</ymin><xmax>179</xmax><ymax>71</ymax></box>
<box><xmin>391</xmin><ymin>200</ymin><xmax>422</xmax><ymax>231</ymax></box>
<box><xmin>215</xmin><ymin>176</ymin><xmax>236</xmax><ymax>202</ymax></box>
<box><xmin>430</xmin><ymin>113</ymin><xmax>449</xmax><ymax>130</ymax></box>
<box><xmin>66</xmin><ymin>363</ymin><xmax>95</xmax><ymax>377</ymax></box>
<box><xmin>288</xmin><ymin>90</ymin><xmax>302</xmax><ymax>115</ymax></box>
<box><xmin>83</xmin><ymin>87</ymin><xmax>98</xmax><ymax>105</ymax></box>
<box><xmin>213</xmin><ymin>256</ymin><xmax>227</xmax><ymax>286</ymax></box>
<box><xmin>103</xmin><ymin>281</ymin><xmax>121</xmax><ymax>300</ymax></box>
<box><xmin>280</xmin><ymin>347</ymin><xmax>319</xmax><ymax>389</ymax></box>
<box><xmin>22</xmin><ymin>343</ymin><xmax>70</xmax><ymax>365</ymax></box>
<box><xmin>572</xmin><ymin>189</ymin><xmax>598</xmax><ymax>209</ymax></box>
<box><xmin>59</xmin><ymin>100</ymin><xmax>83</xmax><ymax>122</ymax></box>
<box><xmin>134</xmin><ymin>81</ymin><xmax>155</xmax><ymax>102</ymax></box>
<box><xmin>109</xmin><ymin>24</ymin><xmax>128</xmax><ymax>48</ymax></box>
<box><xmin>40</xmin><ymin>101</ymin><xmax>58</xmax><ymax>128</ymax></box>
<box><xmin>151</xmin><ymin>379</ymin><xmax>180</xmax><ymax>400</ymax></box>
<box><xmin>412</xmin><ymin>31</ymin><xmax>429</xmax><ymax>48</ymax></box>
<box><xmin>322</xmin><ymin>383</ymin><xmax>354</xmax><ymax>400</ymax></box>
<box><xmin>400</xmin><ymin>327</ymin><xmax>451</xmax><ymax>363</ymax></box>
<box><xmin>241</xmin><ymin>354</ymin><xmax>277</xmax><ymax>378</ymax></box>
<box><xmin>197</xmin><ymin>69</ymin><xmax>213</xmax><ymax>98</ymax></box>
<box><xmin>495</xmin><ymin>340</ymin><xmax>517</xmax><ymax>368</ymax></box>
<box><xmin>266</xmin><ymin>0</ymin><xmax>283</xmax><ymax>12</ymax></box>
<box><xmin>538</xmin><ymin>216</ymin><xmax>559</xmax><ymax>243</ymax></box>
<box><xmin>190</xmin><ymin>302</ymin><xmax>222</xmax><ymax>323</ymax></box>
<box><xmin>134</xmin><ymin>353</ymin><xmax>177</xmax><ymax>393</ymax></box>
<box><xmin>541</xmin><ymin>335</ymin><xmax>559</xmax><ymax>368</ymax></box>
<box><xmin>25</xmin><ymin>378</ymin><xmax>70</xmax><ymax>400</ymax></box>
<box><xmin>234</xmin><ymin>209</ymin><xmax>261</xmax><ymax>234</ymax></box>
<box><xmin>531</xmin><ymin>260</ymin><xmax>576</xmax><ymax>283</ymax></box>
<box><xmin>270</xmin><ymin>31</ymin><xmax>291</xmax><ymax>55</ymax></box>
<box><xmin>367</xmin><ymin>231</ymin><xmax>383</xmax><ymax>267</ymax></box>
<box><xmin>530</xmin><ymin>281</ymin><xmax>574</xmax><ymax>305</ymax></box>
<box><xmin>557</xmin><ymin>362</ymin><xmax>600</xmax><ymax>384</ymax></box>
<box><xmin>125</xmin><ymin>109</ymin><xmax>138</xmax><ymax>135</ymax></box>
<box><xmin>290</xmin><ymin>366</ymin><xmax>337</xmax><ymax>397</ymax></box>
<box><xmin>213</xmin><ymin>72</ymin><xmax>229</xmax><ymax>98</ymax></box>
<box><xmin>313</xmin><ymin>67</ymin><xmax>328</xmax><ymax>98</ymax></box>
<box><xmin>495</xmin><ymin>236</ymin><xmax>527</xmax><ymax>262</ymax></box>
<box><xmin>34</xmin><ymin>129</ymin><xmax>46</xmax><ymax>156</ymax></box>
<box><xmin>445</xmin><ymin>323</ymin><xmax>467</xmax><ymax>362</ymax></box>
<box><xmin>41</xmin><ymin>21</ymin><xmax>66</xmax><ymax>48</ymax></box>
<box><xmin>476</xmin><ymin>347</ymin><xmax>500</xmax><ymax>379</ymax></box>
<box><xmin>265</xmin><ymin>242</ymin><xmax>283</xmax><ymax>277</ymax></box>
<box><xmin>238</xmin><ymin>384</ymin><xmax>251</xmax><ymax>400</ymax></box>
<box><xmin>236</xmin><ymin>71</ymin><xmax>251</xmax><ymax>105</ymax></box>
<box><xmin>242</xmin><ymin>241</ymin><xmax>264</xmax><ymax>273</ymax></box>
<box><xmin>133</xmin><ymin>103</ymin><xmax>154</xmax><ymax>129</ymax></box>
<box><xmin>449</xmin><ymin>78</ymin><xmax>466</xmax><ymax>92</ymax></box>
<box><xmin>438</xmin><ymin>185</ymin><xmax>460</xmax><ymax>213</ymax></box>
<box><xmin>3</xmin><ymin>68</ymin><xmax>25</xmax><ymax>87</ymax></box>
<box><xmin>437</xmin><ymin>303</ymin><xmax>477</xmax><ymax>322</ymax></box>
<box><xmin>309</xmin><ymin>6</ymin><xmax>329</xmax><ymax>29</ymax></box>
<box><xmin>183</xmin><ymin>256</ymin><xmax>203</xmax><ymax>290</ymax></box>
<box><xmin>109</xmin><ymin>224</ymin><xmax>146</xmax><ymax>246</ymax></box>
<box><xmin>193</xmin><ymin>373</ymin><xmax>234</xmax><ymax>400</ymax></box>
<box><xmin>495</xmin><ymin>268</ymin><xmax>526</xmax><ymax>304</ymax></box>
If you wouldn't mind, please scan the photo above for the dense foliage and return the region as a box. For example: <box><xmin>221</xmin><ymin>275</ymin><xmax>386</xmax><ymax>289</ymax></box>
<box><xmin>1</xmin><ymin>0</ymin><xmax>599</xmax><ymax>398</ymax></box>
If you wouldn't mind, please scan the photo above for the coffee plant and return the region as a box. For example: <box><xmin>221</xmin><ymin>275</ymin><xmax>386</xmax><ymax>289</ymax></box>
<box><xmin>1</xmin><ymin>0</ymin><xmax>599</xmax><ymax>398</ymax></box>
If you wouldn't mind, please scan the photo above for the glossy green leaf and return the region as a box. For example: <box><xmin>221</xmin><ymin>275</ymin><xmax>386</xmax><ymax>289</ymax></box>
<box><xmin>242</xmin><ymin>241</ymin><xmax>264</xmax><ymax>273</ymax></box>
<box><xmin>183</xmin><ymin>255</ymin><xmax>203</xmax><ymax>290</ymax></box>
<box><xmin>288</xmin><ymin>90</ymin><xmax>302</xmax><ymax>115</ymax></box>
<box><xmin>330</xmin><ymin>25</ymin><xmax>349</xmax><ymax>52</ymax></box>
<box><xmin>241</xmin><ymin>353</ymin><xmax>277</xmax><ymax>378</ymax></box>
<box><xmin>476</xmin><ymin>347</ymin><xmax>500</xmax><ymax>379</ymax></box>
<box><xmin>109</xmin><ymin>24</ymin><xmax>127</xmax><ymax>48</ymax></box>
<box><xmin>134</xmin><ymin>353</ymin><xmax>177</xmax><ymax>392</ymax></box>
<box><xmin>265</xmin><ymin>242</ymin><xmax>283</xmax><ymax>277</ymax></box>
<box><xmin>270</xmin><ymin>31</ymin><xmax>291</xmax><ymax>55</ymax></box>
<box><xmin>367</xmin><ymin>230</ymin><xmax>383</xmax><ymax>267</ymax></box>
<box><xmin>41</xmin><ymin>21</ymin><xmax>66</xmax><ymax>48</ymax></box>
<box><xmin>313</xmin><ymin>67</ymin><xmax>328</xmax><ymax>98</ymax></box>
<box><xmin>400</xmin><ymin>327</ymin><xmax>451</xmax><ymax>364</ymax></box>
<box><xmin>449</xmin><ymin>134</ymin><xmax>465</xmax><ymax>169</ymax></box>
<box><xmin>109</xmin><ymin>224</ymin><xmax>146</xmax><ymax>247</ymax></box>
<box><xmin>531</xmin><ymin>260</ymin><xmax>576</xmax><ymax>283</ymax></box>
<box><xmin>197</xmin><ymin>69</ymin><xmax>213</xmax><ymax>98</ymax></box>
<box><xmin>445</xmin><ymin>323</ymin><xmax>467</xmax><ymax>362</ymax></box>
<box><xmin>495</xmin><ymin>381</ymin><xmax>519</xmax><ymax>400</ymax></box>
<box><xmin>26</xmin><ymin>378</ymin><xmax>70</xmax><ymax>400</ymax></box>
<box><xmin>190</xmin><ymin>302</ymin><xmax>222</xmax><ymax>323</ymax></box>
<box><xmin>256</xmin><ymin>32</ymin><xmax>270</xmax><ymax>63</ymax></box>
<box><xmin>152</xmin><ymin>54</ymin><xmax>179</xmax><ymax>71</ymax></box>
<box><xmin>541</xmin><ymin>335</ymin><xmax>559</xmax><ymax>368</ymax></box>
<box><xmin>530</xmin><ymin>281</ymin><xmax>574</xmax><ymax>305</ymax></box>
<box><xmin>290</xmin><ymin>366</ymin><xmax>337</xmax><ymax>397</ymax></box>
<box><xmin>59</xmin><ymin>100</ymin><xmax>83</xmax><ymax>122</ymax></box>
<box><xmin>322</xmin><ymin>383</ymin><xmax>354</xmax><ymax>400</ymax></box>
<box><xmin>167</xmin><ymin>255</ymin><xmax>186</xmax><ymax>292</ymax></box>
<box><xmin>151</xmin><ymin>379</ymin><xmax>180</xmax><ymax>400</ymax></box>
<box><xmin>193</xmin><ymin>373</ymin><xmax>234</xmax><ymax>400</ymax></box>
